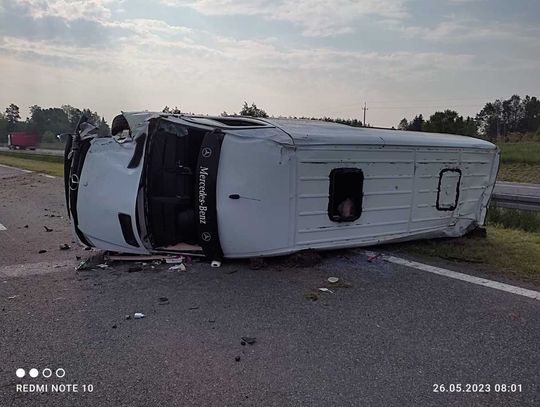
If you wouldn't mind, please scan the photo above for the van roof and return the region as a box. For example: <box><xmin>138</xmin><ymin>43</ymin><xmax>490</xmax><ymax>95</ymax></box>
<box><xmin>121</xmin><ymin>112</ymin><xmax>496</xmax><ymax>150</ymax></box>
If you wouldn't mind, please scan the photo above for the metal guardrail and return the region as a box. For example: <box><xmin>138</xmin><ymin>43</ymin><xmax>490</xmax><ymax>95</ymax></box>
<box><xmin>491</xmin><ymin>182</ymin><xmax>540</xmax><ymax>212</ymax></box>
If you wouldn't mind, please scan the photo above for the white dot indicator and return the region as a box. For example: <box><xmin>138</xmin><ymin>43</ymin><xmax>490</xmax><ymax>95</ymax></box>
<box><xmin>29</xmin><ymin>368</ymin><xmax>39</xmax><ymax>378</ymax></box>
<box><xmin>42</xmin><ymin>368</ymin><xmax>52</xmax><ymax>378</ymax></box>
<box><xmin>16</xmin><ymin>368</ymin><xmax>25</xmax><ymax>378</ymax></box>
<box><xmin>55</xmin><ymin>368</ymin><xmax>66</xmax><ymax>378</ymax></box>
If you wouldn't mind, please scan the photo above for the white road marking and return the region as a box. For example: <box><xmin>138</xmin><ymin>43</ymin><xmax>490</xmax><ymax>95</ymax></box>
<box><xmin>0</xmin><ymin>223</ymin><xmax>6</xmax><ymax>231</ymax></box>
<box><xmin>41</xmin><ymin>174</ymin><xmax>56</xmax><ymax>179</ymax></box>
<box><xmin>0</xmin><ymin>164</ymin><xmax>32</xmax><ymax>173</ymax></box>
<box><xmin>365</xmin><ymin>251</ymin><xmax>540</xmax><ymax>301</ymax></box>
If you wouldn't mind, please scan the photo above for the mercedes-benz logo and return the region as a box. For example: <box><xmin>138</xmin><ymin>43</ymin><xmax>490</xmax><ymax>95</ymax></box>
<box><xmin>202</xmin><ymin>147</ymin><xmax>212</xmax><ymax>158</ymax></box>
<box><xmin>201</xmin><ymin>232</ymin><xmax>212</xmax><ymax>242</ymax></box>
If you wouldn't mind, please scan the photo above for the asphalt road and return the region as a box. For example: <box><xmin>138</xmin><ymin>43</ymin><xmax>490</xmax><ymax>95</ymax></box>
<box><xmin>0</xmin><ymin>166</ymin><xmax>539</xmax><ymax>407</ymax></box>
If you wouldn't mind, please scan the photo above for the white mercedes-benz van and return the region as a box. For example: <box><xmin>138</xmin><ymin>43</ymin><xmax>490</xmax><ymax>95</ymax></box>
<box><xmin>64</xmin><ymin>112</ymin><xmax>499</xmax><ymax>261</ymax></box>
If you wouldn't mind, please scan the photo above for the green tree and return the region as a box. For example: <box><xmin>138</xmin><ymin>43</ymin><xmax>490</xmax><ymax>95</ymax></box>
<box><xmin>240</xmin><ymin>102</ymin><xmax>268</xmax><ymax>118</ymax></box>
<box><xmin>407</xmin><ymin>114</ymin><xmax>424</xmax><ymax>131</ymax></box>
<box><xmin>398</xmin><ymin>118</ymin><xmax>408</xmax><ymax>130</ymax></box>
<box><xmin>422</xmin><ymin>110</ymin><xmax>477</xmax><ymax>136</ymax></box>
<box><xmin>0</xmin><ymin>113</ymin><xmax>8</xmax><ymax>144</ymax></box>
<box><xmin>5</xmin><ymin>103</ymin><xmax>20</xmax><ymax>132</ymax></box>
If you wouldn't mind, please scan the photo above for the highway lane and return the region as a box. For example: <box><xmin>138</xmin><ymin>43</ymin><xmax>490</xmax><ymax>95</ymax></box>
<box><xmin>0</xmin><ymin>168</ymin><xmax>539</xmax><ymax>407</ymax></box>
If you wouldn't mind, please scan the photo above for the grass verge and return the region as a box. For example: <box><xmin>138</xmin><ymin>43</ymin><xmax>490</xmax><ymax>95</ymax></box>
<box><xmin>499</xmin><ymin>142</ymin><xmax>540</xmax><ymax>165</ymax></box>
<box><xmin>0</xmin><ymin>152</ymin><xmax>64</xmax><ymax>177</ymax></box>
<box><xmin>497</xmin><ymin>163</ymin><xmax>540</xmax><ymax>184</ymax></box>
<box><xmin>388</xmin><ymin>226</ymin><xmax>540</xmax><ymax>284</ymax></box>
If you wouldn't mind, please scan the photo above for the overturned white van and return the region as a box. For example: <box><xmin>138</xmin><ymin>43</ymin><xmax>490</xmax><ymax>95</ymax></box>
<box><xmin>64</xmin><ymin>112</ymin><xmax>499</xmax><ymax>260</ymax></box>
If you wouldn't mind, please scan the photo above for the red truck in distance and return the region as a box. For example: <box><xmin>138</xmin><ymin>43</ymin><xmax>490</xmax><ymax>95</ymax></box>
<box><xmin>7</xmin><ymin>132</ymin><xmax>40</xmax><ymax>150</ymax></box>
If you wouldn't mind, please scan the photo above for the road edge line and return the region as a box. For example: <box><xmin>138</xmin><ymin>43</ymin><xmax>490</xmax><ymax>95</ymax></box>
<box><xmin>0</xmin><ymin>163</ymin><xmax>33</xmax><ymax>173</ymax></box>
<box><xmin>366</xmin><ymin>251</ymin><xmax>540</xmax><ymax>301</ymax></box>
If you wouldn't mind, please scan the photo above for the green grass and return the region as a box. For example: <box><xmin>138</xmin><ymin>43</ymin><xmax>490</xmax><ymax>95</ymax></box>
<box><xmin>497</xmin><ymin>163</ymin><xmax>540</xmax><ymax>184</ymax></box>
<box><xmin>488</xmin><ymin>207</ymin><xmax>540</xmax><ymax>233</ymax></box>
<box><xmin>390</xmin><ymin>226</ymin><xmax>540</xmax><ymax>284</ymax></box>
<box><xmin>496</xmin><ymin>142</ymin><xmax>540</xmax><ymax>183</ymax></box>
<box><xmin>0</xmin><ymin>152</ymin><xmax>64</xmax><ymax>177</ymax></box>
<box><xmin>499</xmin><ymin>142</ymin><xmax>540</xmax><ymax>165</ymax></box>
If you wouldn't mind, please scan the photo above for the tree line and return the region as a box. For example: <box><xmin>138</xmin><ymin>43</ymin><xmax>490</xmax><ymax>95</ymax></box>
<box><xmin>0</xmin><ymin>103</ymin><xmax>110</xmax><ymax>144</ymax></box>
<box><xmin>399</xmin><ymin>94</ymin><xmax>540</xmax><ymax>141</ymax></box>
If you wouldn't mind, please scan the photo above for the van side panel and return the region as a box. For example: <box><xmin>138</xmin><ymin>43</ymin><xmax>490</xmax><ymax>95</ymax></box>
<box><xmin>293</xmin><ymin>145</ymin><xmax>498</xmax><ymax>249</ymax></box>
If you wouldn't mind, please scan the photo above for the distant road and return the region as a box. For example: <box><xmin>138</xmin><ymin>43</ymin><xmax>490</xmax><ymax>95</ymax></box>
<box><xmin>0</xmin><ymin>146</ymin><xmax>63</xmax><ymax>156</ymax></box>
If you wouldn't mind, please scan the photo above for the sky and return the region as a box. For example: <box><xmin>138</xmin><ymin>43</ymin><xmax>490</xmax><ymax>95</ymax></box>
<box><xmin>0</xmin><ymin>0</ymin><xmax>539</xmax><ymax>127</ymax></box>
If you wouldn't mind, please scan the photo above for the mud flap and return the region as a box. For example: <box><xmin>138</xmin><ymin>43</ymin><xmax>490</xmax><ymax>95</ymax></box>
<box><xmin>195</xmin><ymin>130</ymin><xmax>224</xmax><ymax>260</ymax></box>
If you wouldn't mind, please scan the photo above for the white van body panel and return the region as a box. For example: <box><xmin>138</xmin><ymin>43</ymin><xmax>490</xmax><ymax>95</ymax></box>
<box><xmin>216</xmin><ymin>119</ymin><xmax>499</xmax><ymax>258</ymax></box>
<box><xmin>68</xmin><ymin>113</ymin><xmax>499</xmax><ymax>258</ymax></box>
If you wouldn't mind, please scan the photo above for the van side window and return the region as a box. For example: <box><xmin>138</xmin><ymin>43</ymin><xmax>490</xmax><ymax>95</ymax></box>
<box><xmin>437</xmin><ymin>168</ymin><xmax>461</xmax><ymax>211</ymax></box>
<box><xmin>328</xmin><ymin>168</ymin><xmax>363</xmax><ymax>222</ymax></box>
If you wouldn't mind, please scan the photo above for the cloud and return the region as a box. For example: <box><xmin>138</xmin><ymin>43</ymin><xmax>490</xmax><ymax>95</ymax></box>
<box><xmin>12</xmin><ymin>0</ymin><xmax>117</xmax><ymax>22</ymax></box>
<box><xmin>401</xmin><ymin>16</ymin><xmax>540</xmax><ymax>44</ymax></box>
<box><xmin>164</xmin><ymin>0</ymin><xmax>409</xmax><ymax>37</ymax></box>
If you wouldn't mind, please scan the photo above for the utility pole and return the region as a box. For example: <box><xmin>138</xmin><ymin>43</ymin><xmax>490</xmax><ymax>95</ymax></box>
<box><xmin>362</xmin><ymin>102</ymin><xmax>368</xmax><ymax>127</ymax></box>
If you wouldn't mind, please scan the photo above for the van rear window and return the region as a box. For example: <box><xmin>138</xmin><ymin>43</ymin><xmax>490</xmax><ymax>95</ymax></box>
<box><xmin>328</xmin><ymin>168</ymin><xmax>363</xmax><ymax>222</ymax></box>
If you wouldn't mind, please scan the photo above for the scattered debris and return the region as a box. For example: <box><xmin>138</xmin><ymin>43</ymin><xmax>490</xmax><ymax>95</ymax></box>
<box><xmin>188</xmin><ymin>306</ymin><xmax>199</xmax><ymax>310</ymax></box>
<box><xmin>38</xmin><ymin>250</ymin><xmax>47</xmax><ymax>254</ymax></box>
<box><xmin>211</xmin><ymin>260</ymin><xmax>221</xmax><ymax>268</ymax></box>
<box><xmin>158</xmin><ymin>297</ymin><xmax>169</xmax><ymax>305</ymax></box>
<box><xmin>125</xmin><ymin>315</ymin><xmax>131</xmax><ymax>320</ymax></box>
<box><xmin>328</xmin><ymin>277</ymin><xmax>339</xmax><ymax>284</ymax></box>
<box><xmin>59</xmin><ymin>244</ymin><xmax>71</xmax><ymax>251</ymax></box>
<box><xmin>76</xmin><ymin>260</ymin><xmax>89</xmax><ymax>271</ymax></box>
<box><xmin>169</xmin><ymin>263</ymin><xmax>186</xmax><ymax>272</ymax></box>
<box><xmin>241</xmin><ymin>337</ymin><xmax>256</xmax><ymax>345</ymax></box>
<box><xmin>208</xmin><ymin>319</ymin><xmax>216</xmax><ymax>323</ymax></box>
<box><xmin>241</xmin><ymin>341</ymin><xmax>246</xmax><ymax>346</ymax></box>
<box><xmin>112</xmin><ymin>324</ymin><xmax>117</xmax><ymax>329</ymax></box>
<box><xmin>96</xmin><ymin>264</ymin><xmax>109</xmax><ymax>269</ymax></box>
<box><xmin>165</xmin><ymin>257</ymin><xmax>185</xmax><ymax>264</ymax></box>
<box><xmin>24</xmin><ymin>225</ymin><xmax>28</xmax><ymax>228</ymax></box>
<box><xmin>319</xmin><ymin>287</ymin><xmax>334</xmax><ymax>294</ymax></box>
<box><xmin>134</xmin><ymin>312</ymin><xmax>145</xmax><ymax>319</ymax></box>
<box><xmin>43</xmin><ymin>226</ymin><xmax>53</xmax><ymax>232</ymax></box>
<box><xmin>235</xmin><ymin>356</ymin><xmax>241</xmax><ymax>362</ymax></box>
<box><xmin>7</xmin><ymin>295</ymin><xmax>18</xmax><ymax>300</ymax></box>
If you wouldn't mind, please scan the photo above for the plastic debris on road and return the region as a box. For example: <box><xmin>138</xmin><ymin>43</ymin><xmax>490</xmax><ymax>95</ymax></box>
<box><xmin>211</xmin><ymin>260</ymin><xmax>221</xmax><ymax>268</ymax></box>
<box><xmin>165</xmin><ymin>257</ymin><xmax>185</xmax><ymax>264</ymax></box>
<box><xmin>318</xmin><ymin>287</ymin><xmax>334</xmax><ymax>294</ymax></box>
<box><xmin>241</xmin><ymin>337</ymin><xmax>256</xmax><ymax>345</ymax></box>
<box><xmin>328</xmin><ymin>277</ymin><xmax>339</xmax><ymax>284</ymax></box>
<box><xmin>134</xmin><ymin>312</ymin><xmax>145</xmax><ymax>319</ymax></box>
<box><xmin>169</xmin><ymin>263</ymin><xmax>186</xmax><ymax>271</ymax></box>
